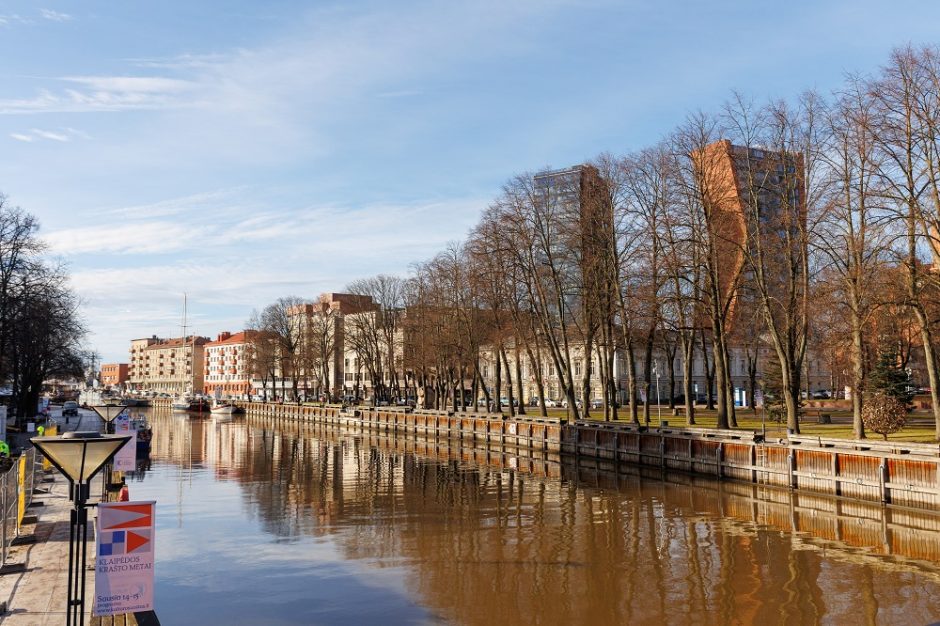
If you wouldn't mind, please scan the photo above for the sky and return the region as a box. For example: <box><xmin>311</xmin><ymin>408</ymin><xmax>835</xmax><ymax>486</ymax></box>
<box><xmin>1</xmin><ymin>0</ymin><xmax>939</xmax><ymax>364</ymax></box>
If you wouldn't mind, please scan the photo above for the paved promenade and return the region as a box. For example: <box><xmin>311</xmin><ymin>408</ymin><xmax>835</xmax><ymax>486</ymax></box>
<box><xmin>0</xmin><ymin>409</ymin><xmax>100</xmax><ymax>624</ymax></box>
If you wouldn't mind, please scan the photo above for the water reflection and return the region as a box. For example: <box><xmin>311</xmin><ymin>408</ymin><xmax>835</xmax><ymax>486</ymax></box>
<box><xmin>133</xmin><ymin>409</ymin><xmax>940</xmax><ymax>625</ymax></box>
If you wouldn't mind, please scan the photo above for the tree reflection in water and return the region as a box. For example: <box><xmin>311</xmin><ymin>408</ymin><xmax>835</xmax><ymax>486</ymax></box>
<box><xmin>141</xmin><ymin>409</ymin><xmax>940</xmax><ymax>625</ymax></box>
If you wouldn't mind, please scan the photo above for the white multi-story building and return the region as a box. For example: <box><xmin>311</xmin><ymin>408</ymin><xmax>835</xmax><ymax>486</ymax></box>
<box><xmin>134</xmin><ymin>336</ymin><xmax>209</xmax><ymax>394</ymax></box>
<box><xmin>204</xmin><ymin>331</ymin><xmax>256</xmax><ymax>399</ymax></box>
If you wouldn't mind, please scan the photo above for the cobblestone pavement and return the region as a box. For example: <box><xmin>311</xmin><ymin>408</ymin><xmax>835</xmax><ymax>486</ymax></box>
<box><xmin>0</xmin><ymin>409</ymin><xmax>101</xmax><ymax>624</ymax></box>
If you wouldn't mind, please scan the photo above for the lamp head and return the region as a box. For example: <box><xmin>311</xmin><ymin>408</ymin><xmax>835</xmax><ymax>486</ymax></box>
<box><xmin>91</xmin><ymin>404</ymin><xmax>126</xmax><ymax>423</ymax></box>
<box><xmin>31</xmin><ymin>431</ymin><xmax>131</xmax><ymax>483</ymax></box>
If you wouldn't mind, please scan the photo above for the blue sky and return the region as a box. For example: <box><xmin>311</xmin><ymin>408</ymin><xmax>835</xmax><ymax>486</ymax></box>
<box><xmin>1</xmin><ymin>0</ymin><xmax>938</xmax><ymax>363</ymax></box>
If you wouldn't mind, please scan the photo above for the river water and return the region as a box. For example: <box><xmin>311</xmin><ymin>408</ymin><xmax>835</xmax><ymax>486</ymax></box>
<box><xmin>123</xmin><ymin>409</ymin><xmax>940</xmax><ymax>625</ymax></box>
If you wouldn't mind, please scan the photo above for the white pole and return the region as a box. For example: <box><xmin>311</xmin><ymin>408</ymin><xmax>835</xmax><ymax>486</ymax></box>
<box><xmin>654</xmin><ymin>361</ymin><xmax>661</xmax><ymax>424</ymax></box>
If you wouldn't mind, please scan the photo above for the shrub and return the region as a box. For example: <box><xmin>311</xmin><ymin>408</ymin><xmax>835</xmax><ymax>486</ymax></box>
<box><xmin>862</xmin><ymin>392</ymin><xmax>908</xmax><ymax>440</ymax></box>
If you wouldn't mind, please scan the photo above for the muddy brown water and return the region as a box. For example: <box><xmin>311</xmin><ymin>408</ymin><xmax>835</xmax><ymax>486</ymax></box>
<box><xmin>121</xmin><ymin>409</ymin><xmax>940</xmax><ymax>625</ymax></box>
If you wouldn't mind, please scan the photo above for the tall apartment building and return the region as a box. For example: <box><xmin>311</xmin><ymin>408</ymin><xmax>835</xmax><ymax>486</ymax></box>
<box><xmin>533</xmin><ymin>164</ymin><xmax>613</xmax><ymax>316</ymax></box>
<box><xmin>136</xmin><ymin>336</ymin><xmax>210</xmax><ymax>394</ymax></box>
<box><xmin>694</xmin><ymin>139</ymin><xmax>805</xmax><ymax>328</ymax></box>
<box><xmin>204</xmin><ymin>331</ymin><xmax>256</xmax><ymax>399</ymax></box>
<box><xmin>286</xmin><ymin>293</ymin><xmax>376</xmax><ymax>400</ymax></box>
<box><xmin>128</xmin><ymin>335</ymin><xmax>161</xmax><ymax>388</ymax></box>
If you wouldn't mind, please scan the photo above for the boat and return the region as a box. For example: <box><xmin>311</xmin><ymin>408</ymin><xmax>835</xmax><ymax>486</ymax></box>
<box><xmin>169</xmin><ymin>295</ymin><xmax>212</xmax><ymax>414</ymax></box>
<box><xmin>210</xmin><ymin>401</ymin><xmax>244</xmax><ymax>415</ymax></box>
<box><xmin>131</xmin><ymin>415</ymin><xmax>153</xmax><ymax>454</ymax></box>
<box><xmin>171</xmin><ymin>394</ymin><xmax>193</xmax><ymax>411</ymax></box>
<box><xmin>171</xmin><ymin>394</ymin><xmax>210</xmax><ymax>413</ymax></box>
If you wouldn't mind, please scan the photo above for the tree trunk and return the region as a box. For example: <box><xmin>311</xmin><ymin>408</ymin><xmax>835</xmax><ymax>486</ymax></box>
<box><xmin>626</xmin><ymin>343</ymin><xmax>639</xmax><ymax>424</ymax></box>
<box><xmin>501</xmin><ymin>347</ymin><xmax>516</xmax><ymax>417</ymax></box>
<box><xmin>851</xmin><ymin>316</ymin><xmax>866</xmax><ymax>439</ymax></box>
<box><xmin>514</xmin><ymin>344</ymin><xmax>526</xmax><ymax>415</ymax></box>
<box><xmin>643</xmin><ymin>329</ymin><xmax>654</xmax><ymax>425</ymax></box>
<box><xmin>682</xmin><ymin>334</ymin><xmax>695</xmax><ymax>425</ymax></box>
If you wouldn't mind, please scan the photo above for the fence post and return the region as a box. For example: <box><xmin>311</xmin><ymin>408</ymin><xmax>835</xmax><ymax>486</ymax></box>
<box><xmin>879</xmin><ymin>460</ymin><xmax>890</xmax><ymax>504</ymax></box>
<box><xmin>1</xmin><ymin>473</ymin><xmax>7</xmax><ymax>568</ymax></box>
<box><xmin>787</xmin><ymin>450</ymin><xmax>796</xmax><ymax>489</ymax></box>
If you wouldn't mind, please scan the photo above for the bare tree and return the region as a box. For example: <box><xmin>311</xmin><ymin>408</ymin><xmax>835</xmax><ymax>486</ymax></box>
<box><xmin>258</xmin><ymin>296</ymin><xmax>306</xmax><ymax>402</ymax></box>
<box><xmin>870</xmin><ymin>46</ymin><xmax>940</xmax><ymax>439</ymax></box>
<box><xmin>675</xmin><ymin>114</ymin><xmax>744</xmax><ymax>429</ymax></box>
<box><xmin>246</xmin><ymin>311</ymin><xmax>279</xmax><ymax>402</ymax></box>
<box><xmin>818</xmin><ymin>81</ymin><xmax>891</xmax><ymax>437</ymax></box>
<box><xmin>722</xmin><ymin>93</ymin><xmax>822</xmax><ymax>434</ymax></box>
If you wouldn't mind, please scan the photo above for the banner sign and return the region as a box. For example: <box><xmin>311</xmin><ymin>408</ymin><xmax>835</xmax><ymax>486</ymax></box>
<box><xmin>113</xmin><ymin>414</ymin><xmax>136</xmax><ymax>472</ymax></box>
<box><xmin>94</xmin><ymin>501</ymin><xmax>156</xmax><ymax>616</ymax></box>
<box><xmin>114</xmin><ymin>431</ymin><xmax>137</xmax><ymax>472</ymax></box>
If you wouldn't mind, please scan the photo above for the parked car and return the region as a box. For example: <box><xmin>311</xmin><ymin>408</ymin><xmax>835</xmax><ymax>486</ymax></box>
<box><xmin>62</xmin><ymin>401</ymin><xmax>79</xmax><ymax>416</ymax></box>
<box><xmin>544</xmin><ymin>398</ymin><xmax>559</xmax><ymax>408</ymax></box>
<box><xmin>811</xmin><ymin>390</ymin><xmax>831</xmax><ymax>399</ymax></box>
<box><xmin>561</xmin><ymin>399</ymin><xmax>583</xmax><ymax>409</ymax></box>
<box><xmin>590</xmin><ymin>398</ymin><xmax>604</xmax><ymax>409</ymax></box>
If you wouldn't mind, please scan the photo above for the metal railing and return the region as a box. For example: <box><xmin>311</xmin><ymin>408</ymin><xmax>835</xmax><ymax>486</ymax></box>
<box><xmin>0</xmin><ymin>448</ymin><xmax>39</xmax><ymax>569</ymax></box>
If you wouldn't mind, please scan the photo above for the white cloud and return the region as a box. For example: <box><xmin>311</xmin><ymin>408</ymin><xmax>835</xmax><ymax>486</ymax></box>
<box><xmin>104</xmin><ymin>189</ymin><xmax>251</xmax><ymax>219</ymax></box>
<box><xmin>0</xmin><ymin>2</ymin><xmax>562</xmax><ymax>122</ymax></box>
<box><xmin>62</xmin><ymin>76</ymin><xmax>191</xmax><ymax>94</ymax></box>
<box><xmin>45</xmin><ymin>222</ymin><xmax>199</xmax><ymax>254</ymax></box>
<box><xmin>8</xmin><ymin>127</ymin><xmax>85</xmax><ymax>142</ymax></box>
<box><xmin>39</xmin><ymin>8</ymin><xmax>71</xmax><ymax>22</ymax></box>
<box><xmin>0</xmin><ymin>76</ymin><xmax>196</xmax><ymax>114</ymax></box>
<box><xmin>0</xmin><ymin>14</ymin><xmax>29</xmax><ymax>26</ymax></box>
<box><xmin>31</xmin><ymin>128</ymin><xmax>69</xmax><ymax>141</ymax></box>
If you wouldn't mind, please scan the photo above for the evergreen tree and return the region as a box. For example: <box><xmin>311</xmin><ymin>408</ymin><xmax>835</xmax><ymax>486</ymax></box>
<box><xmin>867</xmin><ymin>350</ymin><xmax>913</xmax><ymax>407</ymax></box>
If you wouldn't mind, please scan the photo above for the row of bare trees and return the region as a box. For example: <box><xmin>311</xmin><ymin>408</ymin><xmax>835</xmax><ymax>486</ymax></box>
<box><xmin>246</xmin><ymin>296</ymin><xmax>340</xmax><ymax>402</ymax></box>
<box><xmin>246</xmin><ymin>46</ymin><xmax>940</xmax><ymax>440</ymax></box>
<box><xmin>399</xmin><ymin>46</ymin><xmax>940</xmax><ymax>439</ymax></box>
<box><xmin>0</xmin><ymin>195</ymin><xmax>88</xmax><ymax>419</ymax></box>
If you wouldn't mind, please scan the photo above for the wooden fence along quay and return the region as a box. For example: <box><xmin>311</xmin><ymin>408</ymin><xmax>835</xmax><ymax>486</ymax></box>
<box><xmin>153</xmin><ymin>398</ymin><xmax>940</xmax><ymax>512</ymax></box>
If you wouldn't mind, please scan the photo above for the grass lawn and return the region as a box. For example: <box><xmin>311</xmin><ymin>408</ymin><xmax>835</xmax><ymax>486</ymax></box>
<box><xmin>533</xmin><ymin>407</ymin><xmax>940</xmax><ymax>444</ymax></box>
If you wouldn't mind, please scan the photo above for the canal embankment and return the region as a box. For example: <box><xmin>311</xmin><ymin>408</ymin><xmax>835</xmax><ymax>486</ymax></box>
<box><xmin>212</xmin><ymin>399</ymin><xmax>940</xmax><ymax>512</ymax></box>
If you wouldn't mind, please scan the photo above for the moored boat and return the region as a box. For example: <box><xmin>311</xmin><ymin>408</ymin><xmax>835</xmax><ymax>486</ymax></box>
<box><xmin>171</xmin><ymin>395</ymin><xmax>192</xmax><ymax>411</ymax></box>
<box><xmin>210</xmin><ymin>401</ymin><xmax>244</xmax><ymax>415</ymax></box>
<box><xmin>131</xmin><ymin>415</ymin><xmax>152</xmax><ymax>454</ymax></box>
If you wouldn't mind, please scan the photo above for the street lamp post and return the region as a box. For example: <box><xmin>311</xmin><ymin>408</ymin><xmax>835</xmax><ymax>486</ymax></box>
<box><xmin>653</xmin><ymin>361</ymin><xmax>662</xmax><ymax>425</ymax></box>
<box><xmin>30</xmin><ymin>432</ymin><xmax>131</xmax><ymax>626</ymax></box>
<box><xmin>90</xmin><ymin>404</ymin><xmax>128</xmax><ymax>496</ymax></box>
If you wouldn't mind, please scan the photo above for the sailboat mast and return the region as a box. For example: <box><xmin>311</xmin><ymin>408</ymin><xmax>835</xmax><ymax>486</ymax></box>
<box><xmin>181</xmin><ymin>293</ymin><xmax>188</xmax><ymax>395</ymax></box>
